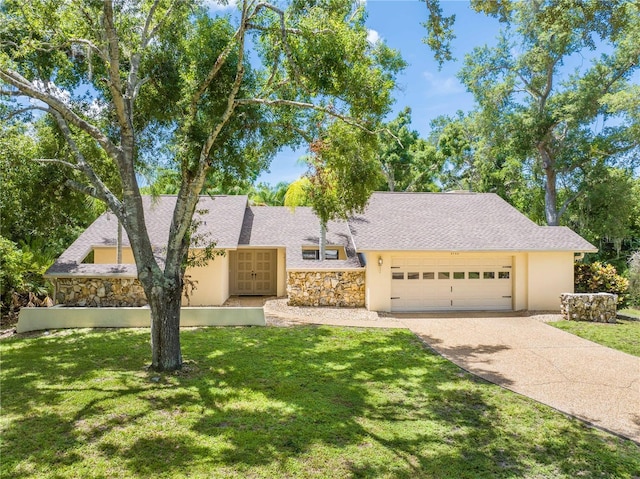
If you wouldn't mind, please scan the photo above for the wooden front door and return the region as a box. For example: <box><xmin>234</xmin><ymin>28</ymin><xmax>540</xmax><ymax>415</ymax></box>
<box><xmin>232</xmin><ymin>249</ymin><xmax>277</xmax><ymax>295</ymax></box>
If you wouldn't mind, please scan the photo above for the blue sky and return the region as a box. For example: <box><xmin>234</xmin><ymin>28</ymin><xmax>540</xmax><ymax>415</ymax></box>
<box><xmin>257</xmin><ymin>1</ymin><xmax>503</xmax><ymax>184</ymax></box>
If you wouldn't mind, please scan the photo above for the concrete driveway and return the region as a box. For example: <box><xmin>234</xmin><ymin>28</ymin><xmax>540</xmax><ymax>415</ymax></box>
<box><xmin>398</xmin><ymin>315</ymin><xmax>640</xmax><ymax>443</ymax></box>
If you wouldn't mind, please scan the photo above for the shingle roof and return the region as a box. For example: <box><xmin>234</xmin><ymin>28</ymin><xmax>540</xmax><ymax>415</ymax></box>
<box><xmin>239</xmin><ymin>206</ymin><xmax>362</xmax><ymax>269</ymax></box>
<box><xmin>46</xmin><ymin>192</ymin><xmax>596</xmax><ymax>278</ymax></box>
<box><xmin>46</xmin><ymin>195</ymin><xmax>248</xmax><ymax>276</ymax></box>
<box><xmin>348</xmin><ymin>192</ymin><xmax>597</xmax><ymax>252</ymax></box>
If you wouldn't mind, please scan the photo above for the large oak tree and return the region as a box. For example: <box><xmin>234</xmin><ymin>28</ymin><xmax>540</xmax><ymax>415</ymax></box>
<box><xmin>0</xmin><ymin>0</ymin><xmax>406</xmax><ymax>370</ymax></box>
<box><xmin>458</xmin><ymin>0</ymin><xmax>640</xmax><ymax>226</ymax></box>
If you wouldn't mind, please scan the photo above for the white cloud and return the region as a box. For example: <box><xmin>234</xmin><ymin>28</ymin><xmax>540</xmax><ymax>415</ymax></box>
<box><xmin>366</xmin><ymin>29</ymin><xmax>380</xmax><ymax>45</ymax></box>
<box><xmin>33</xmin><ymin>80</ymin><xmax>71</xmax><ymax>105</ymax></box>
<box><xmin>205</xmin><ymin>0</ymin><xmax>239</xmax><ymax>12</ymax></box>
<box><xmin>422</xmin><ymin>71</ymin><xmax>464</xmax><ymax>97</ymax></box>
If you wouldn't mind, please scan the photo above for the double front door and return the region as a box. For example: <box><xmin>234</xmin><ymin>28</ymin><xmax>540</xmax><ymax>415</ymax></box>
<box><xmin>231</xmin><ymin>249</ymin><xmax>277</xmax><ymax>295</ymax></box>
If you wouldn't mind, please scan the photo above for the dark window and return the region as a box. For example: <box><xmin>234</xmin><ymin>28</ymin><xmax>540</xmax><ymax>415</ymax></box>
<box><xmin>499</xmin><ymin>271</ymin><xmax>510</xmax><ymax>279</ymax></box>
<box><xmin>302</xmin><ymin>249</ymin><xmax>319</xmax><ymax>260</ymax></box>
<box><xmin>407</xmin><ymin>272</ymin><xmax>419</xmax><ymax>280</ymax></box>
<box><xmin>392</xmin><ymin>272</ymin><xmax>404</xmax><ymax>280</ymax></box>
<box><xmin>438</xmin><ymin>272</ymin><xmax>450</xmax><ymax>279</ymax></box>
<box><xmin>423</xmin><ymin>272</ymin><xmax>435</xmax><ymax>280</ymax></box>
<box><xmin>483</xmin><ymin>272</ymin><xmax>495</xmax><ymax>279</ymax></box>
<box><xmin>469</xmin><ymin>272</ymin><xmax>480</xmax><ymax>279</ymax></box>
<box><xmin>454</xmin><ymin>272</ymin><xmax>465</xmax><ymax>279</ymax></box>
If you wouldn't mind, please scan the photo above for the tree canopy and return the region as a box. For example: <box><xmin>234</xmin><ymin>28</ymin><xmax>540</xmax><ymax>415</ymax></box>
<box><xmin>1</xmin><ymin>0</ymin><xmax>405</xmax><ymax>370</ymax></box>
<box><xmin>457</xmin><ymin>0</ymin><xmax>640</xmax><ymax>226</ymax></box>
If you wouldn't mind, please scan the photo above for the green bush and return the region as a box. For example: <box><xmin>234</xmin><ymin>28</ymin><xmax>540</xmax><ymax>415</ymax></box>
<box><xmin>0</xmin><ymin>236</ymin><xmax>51</xmax><ymax>309</ymax></box>
<box><xmin>574</xmin><ymin>261</ymin><xmax>629</xmax><ymax>307</ymax></box>
<box><xmin>628</xmin><ymin>252</ymin><xmax>640</xmax><ymax>308</ymax></box>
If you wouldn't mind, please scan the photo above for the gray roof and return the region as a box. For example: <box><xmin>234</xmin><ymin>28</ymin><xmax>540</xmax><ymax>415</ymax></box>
<box><xmin>47</xmin><ymin>192</ymin><xmax>596</xmax><ymax>278</ymax></box>
<box><xmin>46</xmin><ymin>195</ymin><xmax>249</xmax><ymax>276</ymax></box>
<box><xmin>239</xmin><ymin>206</ymin><xmax>361</xmax><ymax>269</ymax></box>
<box><xmin>348</xmin><ymin>192</ymin><xmax>597</xmax><ymax>252</ymax></box>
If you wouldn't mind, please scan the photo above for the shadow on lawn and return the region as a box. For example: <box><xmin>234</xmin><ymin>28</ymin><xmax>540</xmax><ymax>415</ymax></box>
<box><xmin>1</xmin><ymin>326</ymin><xmax>638</xmax><ymax>478</ymax></box>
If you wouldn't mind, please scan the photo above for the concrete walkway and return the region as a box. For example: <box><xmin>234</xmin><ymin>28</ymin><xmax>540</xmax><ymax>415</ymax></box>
<box><xmin>398</xmin><ymin>315</ymin><xmax>640</xmax><ymax>443</ymax></box>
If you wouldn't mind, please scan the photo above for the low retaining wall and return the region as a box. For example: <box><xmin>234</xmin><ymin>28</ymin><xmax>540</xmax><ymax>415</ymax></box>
<box><xmin>17</xmin><ymin>306</ymin><xmax>265</xmax><ymax>333</ymax></box>
<box><xmin>55</xmin><ymin>277</ymin><xmax>147</xmax><ymax>307</ymax></box>
<box><xmin>287</xmin><ymin>270</ymin><xmax>365</xmax><ymax>307</ymax></box>
<box><xmin>560</xmin><ymin>293</ymin><xmax>617</xmax><ymax>323</ymax></box>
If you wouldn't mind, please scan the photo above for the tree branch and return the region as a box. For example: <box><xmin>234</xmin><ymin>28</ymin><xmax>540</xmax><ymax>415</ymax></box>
<box><xmin>234</xmin><ymin>98</ymin><xmax>377</xmax><ymax>134</ymax></box>
<box><xmin>1</xmin><ymin>105</ymin><xmax>49</xmax><ymax>121</ymax></box>
<box><xmin>68</xmin><ymin>37</ymin><xmax>108</xmax><ymax>63</ymax></box>
<box><xmin>103</xmin><ymin>0</ymin><xmax>133</xmax><ymax>140</ymax></box>
<box><xmin>0</xmin><ymin>69</ymin><xmax>122</xmax><ymax>160</ymax></box>
<box><xmin>50</xmin><ymin>110</ymin><xmax>122</xmax><ymax>215</ymax></box>
<box><xmin>558</xmin><ymin>189</ymin><xmax>584</xmax><ymax>220</ymax></box>
<box><xmin>34</xmin><ymin>158</ymin><xmax>80</xmax><ymax>170</ymax></box>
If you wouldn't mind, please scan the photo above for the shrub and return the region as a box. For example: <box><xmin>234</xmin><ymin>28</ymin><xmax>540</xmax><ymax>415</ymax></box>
<box><xmin>574</xmin><ymin>261</ymin><xmax>629</xmax><ymax>307</ymax></box>
<box><xmin>0</xmin><ymin>236</ymin><xmax>52</xmax><ymax>310</ymax></box>
<box><xmin>628</xmin><ymin>251</ymin><xmax>640</xmax><ymax>308</ymax></box>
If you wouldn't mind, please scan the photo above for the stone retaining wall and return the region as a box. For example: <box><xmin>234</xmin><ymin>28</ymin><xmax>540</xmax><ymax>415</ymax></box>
<box><xmin>55</xmin><ymin>277</ymin><xmax>147</xmax><ymax>307</ymax></box>
<box><xmin>287</xmin><ymin>271</ymin><xmax>365</xmax><ymax>307</ymax></box>
<box><xmin>560</xmin><ymin>293</ymin><xmax>617</xmax><ymax>323</ymax></box>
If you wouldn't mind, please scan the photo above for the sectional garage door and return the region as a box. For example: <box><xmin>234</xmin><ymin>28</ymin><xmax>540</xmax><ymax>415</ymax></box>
<box><xmin>390</xmin><ymin>256</ymin><xmax>513</xmax><ymax>312</ymax></box>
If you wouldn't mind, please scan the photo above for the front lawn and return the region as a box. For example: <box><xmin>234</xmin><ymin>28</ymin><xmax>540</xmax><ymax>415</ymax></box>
<box><xmin>1</xmin><ymin>326</ymin><xmax>638</xmax><ymax>479</ymax></box>
<box><xmin>619</xmin><ymin>308</ymin><xmax>640</xmax><ymax>320</ymax></box>
<box><xmin>549</xmin><ymin>319</ymin><xmax>640</xmax><ymax>357</ymax></box>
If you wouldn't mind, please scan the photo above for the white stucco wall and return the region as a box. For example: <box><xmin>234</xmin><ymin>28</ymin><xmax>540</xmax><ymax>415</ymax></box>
<box><xmin>363</xmin><ymin>251</ymin><xmax>392</xmax><ymax>311</ymax></box>
<box><xmin>527</xmin><ymin>251</ymin><xmax>575</xmax><ymax>311</ymax></box>
<box><xmin>184</xmin><ymin>252</ymin><xmax>230</xmax><ymax>306</ymax></box>
<box><xmin>277</xmin><ymin>247</ymin><xmax>286</xmax><ymax>296</ymax></box>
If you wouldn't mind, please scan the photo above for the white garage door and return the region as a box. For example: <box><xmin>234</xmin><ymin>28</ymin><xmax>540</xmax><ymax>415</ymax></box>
<box><xmin>390</xmin><ymin>256</ymin><xmax>513</xmax><ymax>312</ymax></box>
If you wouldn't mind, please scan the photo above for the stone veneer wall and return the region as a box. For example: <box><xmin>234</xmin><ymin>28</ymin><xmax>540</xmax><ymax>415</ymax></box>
<box><xmin>287</xmin><ymin>271</ymin><xmax>365</xmax><ymax>307</ymax></box>
<box><xmin>55</xmin><ymin>277</ymin><xmax>147</xmax><ymax>307</ymax></box>
<box><xmin>560</xmin><ymin>293</ymin><xmax>617</xmax><ymax>323</ymax></box>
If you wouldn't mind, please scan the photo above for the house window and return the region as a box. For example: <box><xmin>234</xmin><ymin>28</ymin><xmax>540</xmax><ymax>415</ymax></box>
<box><xmin>392</xmin><ymin>272</ymin><xmax>404</xmax><ymax>280</ymax></box>
<box><xmin>453</xmin><ymin>272</ymin><xmax>465</xmax><ymax>279</ymax></box>
<box><xmin>302</xmin><ymin>248</ymin><xmax>340</xmax><ymax>260</ymax></box>
<box><xmin>499</xmin><ymin>271</ymin><xmax>510</xmax><ymax>279</ymax></box>
<box><xmin>483</xmin><ymin>272</ymin><xmax>495</xmax><ymax>279</ymax></box>
<box><xmin>324</xmin><ymin>249</ymin><xmax>339</xmax><ymax>260</ymax></box>
<box><xmin>407</xmin><ymin>272</ymin><xmax>419</xmax><ymax>280</ymax></box>
<box><xmin>423</xmin><ymin>272</ymin><xmax>435</xmax><ymax>279</ymax></box>
<box><xmin>469</xmin><ymin>272</ymin><xmax>480</xmax><ymax>279</ymax></box>
<box><xmin>302</xmin><ymin>249</ymin><xmax>319</xmax><ymax>260</ymax></box>
<box><xmin>438</xmin><ymin>272</ymin><xmax>450</xmax><ymax>279</ymax></box>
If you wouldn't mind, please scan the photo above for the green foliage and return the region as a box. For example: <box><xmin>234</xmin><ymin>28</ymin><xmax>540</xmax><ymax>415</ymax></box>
<box><xmin>0</xmin><ymin>237</ymin><xmax>52</xmax><ymax>307</ymax></box>
<box><xmin>0</xmin><ymin>120</ymin><xmax>104</xmax><ymax>251</ymax></box>
<box><xmin>304</xmin><ymin>122</ymin><xmax>382</xmax><ymax>226</ymax></box>
<box><xmin>283</xmin><ymin>177</ymin><xmax>312</xmax><ymax>207</ymax></box>
<box><xmin>376</xmin><ymin>107</ymin><xmax>442</xmax><ymax>192</ymax></box>
<box><xmin>567</xmin><ymin>168</ymin><xmax>640</xmax><ymax>266</ymax></box>
<box><xmin>574</xmin><ymin>261</ymin><xmax>629</xmax><ymax>307</ymax></box>
<box><xmin>456</xmin><ymin>0</ymin><xmax>640</xmax><ymax>226</ymax></box>
<box><xmin>628</xmin><ymin>252</ymin><xmax>640</xmax><ymax>308</ymax></box>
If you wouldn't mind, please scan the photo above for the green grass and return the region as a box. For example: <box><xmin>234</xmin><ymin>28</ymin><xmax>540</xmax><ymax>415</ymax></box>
<box><xmin>1</xmin><ymin>327</ymin><xmax>639</xmax><ymax>479</ymax></box>
<box><xmin>549</xmin><ymin>319</ymin><xmax>640</xmax><ymax>357</ymax></box>
<box><xmin>619</xmin><ymin>308</ymin><xmax>640</xmax><ymax>319</ymax></box>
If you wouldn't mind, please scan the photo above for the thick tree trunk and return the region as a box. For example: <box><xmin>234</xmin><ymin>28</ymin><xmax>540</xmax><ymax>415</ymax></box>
<box><xmin>145</xmin><ymin>276</ymin><xmax>183</xmax><ymax>371</ymax></box>
<box><xmin>544</xmin><ymin>166</ymin><xmax>559</xmax><ymax>226</ymax></box>
<box><xmin>539</xmin><ymin>145</ymin><xmax>559</xmax><ymax>226</ymax></box>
